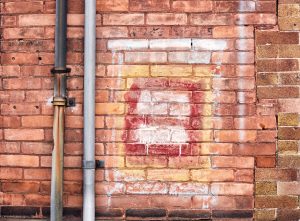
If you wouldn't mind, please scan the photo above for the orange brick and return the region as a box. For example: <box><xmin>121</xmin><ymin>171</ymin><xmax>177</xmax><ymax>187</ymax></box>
<box><xmin>21</xmin><ymin>116</ymin><xmax>52</xmax><ymax>128</ymax></box>
<box><xmin>95</xmin><ymin>103</ymin><xmax>125</xmax><ymax>115</ymax></box>
<box><xmin>212</xmin><ymin>156</ymin><xmax>255</xmax><ymax>168</ymax></box>
<box><xmin>0</xmin><ymin>155</ymin><xmax>39</xmax><ymax>167</ymax></box>
<box><xmin>2</xmin><ymin>181</ymin><xmax>40</xmax><ymax>193</ymax></box>
<box><xmin>107</xmin><ymin>65</ymin><xmax>149</xmax><ymax>77</ymax></box>
<box><xmin>191</xmin><ymin>169</ymin><xmax>234</xmax><ymax>182</ymax></box>
<box><xmin>19</xmin><ymin>14</ymin><xmax>55</xmax><ymax>26</ymax></box>
<box><xmin>151</xmin><ymin>65</ymin><xmax>192</xmax><ymax>77</ymax></box>
<box><xmin>4</xmin><ymin>129</ymin><xmax>44</xmax><ymax>141</ymax></box>
<box><xmin>96</xmin><ymin>0</ymin><xmax>128</xmax><ymax>12</ymax></box>
<box><xmin>214</xmin><ymin>130</ymin><xmax>257</xmax><ymax>142</ymax></box>
<box><xmin>211</xmin><ymin>183</ymin><xmax>253</xmax><ymax>195</ymax></box>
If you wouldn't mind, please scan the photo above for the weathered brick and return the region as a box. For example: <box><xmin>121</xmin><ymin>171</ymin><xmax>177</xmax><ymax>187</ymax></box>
<box><xmin>2</xmin><ymin>1</ymin><xmax>43</xmax><ymax>14</ymax></box>
<box><xmin>2</xmin><ymin>181</ymin><xmax>40</xmax><ymax>193</ymax></box>
<box><xmin>278</xmin><ymin>140</ymin><xmax>299</xmax><ymax>153</ymax></box>
<box><xmin>256</xmin><ymin>31</ymin><xmax>299</xmax><ymax>44</ymax></box>
<box><xmin>107</xmin><ymin>65</ymin><xmax>149</xmax><ymax>77</ymax></box>
<box><xmin>255</xmin><ymin>168</ymin><xmax>298</xmax><ymax>181</ymax></box>
<box><xmin>191</xmin><ymin>169</ymin><xmax>234</xmax><ymax>182</ymax></box>
<box><xmin>4</xmin><ymin>129</ymin><xmax>44</xmax><ymax>141</ymax></box>
<box><xmin>125</xmin><ymin>52</ymin><xmax>167</xmax><ymax>63</ymax></box>
<box><xmin>254</xmin><ymin>209</ymin><xmax>276</xmax><ymax>220</ymax></box>
<box><xmin>103</xmin><ymin>14</ymin><xmax>144</xmax><ymax>25</ymax></box>
<box><xmin>3</xmin><ymin>28</ymin><xmax>45</xmax><ymax>39</ymax></box>
<box><xmin>256</xmin><ymin>182</ymin><xmax>277</xmax><ymax>195</ymax></box>
<box><xmin>129</xmin><ymin>0</ymin><xmax>170</xmax><ymax>11</ymax></box>
<box><xmin>147</xmin><ymin>169</ymin><xmax>189</xmax><ymax>181</ymax></box>
<box><xmin>191</xmin><ymin>14</ymin><xmax>233</xmax><ymax>25</ymax></box>
<box><xmin>149</xmin><ymin>39</ymin><xmax>191</xmax><ymax>50</ymax></box>
<box><xmin>257</xmin><ymin>86</ymin><xmax>299</xmax><ymax>99</ymax></box>
<box><xmin>235</xmin><ymin>13</ymin><xmax>276</xmax><ymax>25</ymax></box>
<box><xmin>172</xmin><ymin>1</ymin><xmax>212</xmax><ymax>12</ymax></box>
<box><xmin>96</xmin><ymin>27</ymin><xmax>128</xmax><ymax>38</ymax></box>
<box><xmin>278</xmin><ymin>127</ymin><xmax>300</xmax><ymax>140</ymax></box>
<box><xmin>151</xmin><ymin>65</ymin><xmax>192</xmax><ymax>76</ymax></box>
<box><xmin>0</xmin><ymin>168</ymin><xmax>23</xmax><ymax>180</ymax></box>
<box><xmin>108</xmin><ymin>39</ymin><xmax>148</xmax><ymax>50</ymax></box>
<box><xmin>279</xmin><ymin>17</ymin><xmax>300</xmax><ymax>31</ymax></box>
<box><xmin>278</xmin><ymin>113</ymin><xmax>299</xmax><ymax>126</ymax></box>
<box><xmin>277</xmin><ymin>209</ymin><xmax>300</xmax><ymax>221</ymax></box>
<box><xmin>255</xmin><ymin>196</ymin><xmax>298</xmax><ymax>208</ymax></box>
<box><xmin>147</xmin><ymin>13</ymin><xmax>187</xmax><ymax>25</ymax></box>
<box><xmin>126</xmin><ymin>182</ymin><xmax>168</xmax><ymax>194</ymax></box>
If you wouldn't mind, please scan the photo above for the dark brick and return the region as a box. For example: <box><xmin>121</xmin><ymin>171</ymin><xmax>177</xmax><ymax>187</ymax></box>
<box><xmin>256</xmin><ymin>31</ymin><xmax>299</xmax><ymax>44</ymax></box>
<box><xmin>96</xmin><ymin>208</ymin><xmax>123</xmax><ymax>217</ymax></box>
<box><xmin>212</xmin><ymin>210</ymin><xmax>253</xmax><ymax>218</ymax></box>
<box><xmin>255</xmin><ymin>168</ymin><xmax>298</xmax><ymax>181</ymax></box>
<box><xmin>126</xmin><ymin>208</ymin><xmax>166</xmax><ymax>218</ymax></box>
<box><xmin>278</xmin><ymin>155</ymin><xmax>300</xmax><ymax>168</ymax></box>
<box><xmin>278</xmin><ymin>127</ymin><xmax>300</xmax><ymax>140</ymax></box>
<box><xmin>168</xmin><ymin>209</ymin><xmax>211</xmax><ymax>219</ymax></box>
<box><xmin>279</xmin><ymin>73</ymin><xmax>300</xmax><ymax>85</ymax></box>
<box><xmin>255</xmin><ymin>196</ymin><xmax>298</xmax><ymax>208</ymax></box>
<box><xmin>257</xmin><ymin>86</ymin><xmax>299</xmax><ymax>99</ymax></box>
<box><xmin>257</xmin><ymin>59</ymin><xmax>299</xmax><ymax>72</ymax></box>
<box><xmin>1</xmin><ymin>206</ymin><xmax>40</xmax><ymax>217</ymax></box>
<box><xmin>256</xmin><ymin>73</ymin><xmax>278</xmax><ymax>85</ymax></box>
<box><xmin>277</xmin><ymin>209</ymin><xmax>300</xmax><ymax>221</ymax></box>
<box><xmin>42</xmin><ymin>207</ymin><xmax>81</xmax><ymax>217</ymax></box>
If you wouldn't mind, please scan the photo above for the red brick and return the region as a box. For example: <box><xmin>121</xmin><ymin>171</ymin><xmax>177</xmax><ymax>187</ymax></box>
<box><xmin>3</xmin><ymin>28</ymin><xmax>45</xmax><ymax>39</ymax></box>
<box><xmin>2</xmin><ymin>117</ymin><xmax>21</xmax><ymax>128</ymax></box>
<box><xmin>25</xmin><ymin>194</ymin><xmax>50</xmax><ymax>206</ymax></box>
<box><xmin>150</xmin><ymin>195</ymin><xmax>191</xmax><ymax>208</ymax></box>
<box><xmin>257</xmin><ymin>86</ymin><xmax>299</xmax><ymax>99</ymax></box>
<box><xmin>0</xmin><ymin>142</ymin><xmax>20</xmax><ymax>154</ymax></box>
<box><xmin>21</xmin><ymin>142</ymin><xmax>52</xmax><ymax>155</ymax></box>
<box><xmin>96</xmin><ymin>0</ymin><xmax>128</xmax><ymax>12</ymax></box>
<box><xmin>2</xmin><ymin>193</ymin><xmax>25</xmax><ymax>206</ymax></box>
<box><xmin>21</xmin><ymin>116</ymin><xmax>52</xmax><ymax>128</ymax></box>
<box><xmin>1</xmin><ymin>53</ymin><xmax>39</xmax><ymax>65</ymax></box>
<box><xmin>0</xmin><ymin>155</ymin><xmax>39</xmax><ymax>167</ymax></box>
<box><xmin>173</xmin><ymin>1</ymin><xmax>212</xmax><ymax>12</ymax></box>
<box><xmin>0</xmin><ymin>168</ymin><xmax>23</xmax><ymax>180</ymax></box>
<box><xmin>256</xmin><ymin>156</ymin><xmax>276</xmax><ymax>168</ymax></box>
<box><xmin>2</xmin><ymin>181</ymin><xmax>40</xmax><ymax>193</ymax></box>
<box><xmin>235</xmin><ymin>13</ymin><xmax>276</xmax><ymax>25</ymax></box>
<box><xmin>234</xmin><ymin>169</ymin><xmax>254</xmax><ymax>183</ymax></box>
<box><xmin>233</xmin><ymin>143</ymin><xmax>276</xmax><ymax>156</ymax></box>
<box><xmin>4</xmin><ymin>129</ymin><xmax>44</xmax><ymax>141</ymax></box>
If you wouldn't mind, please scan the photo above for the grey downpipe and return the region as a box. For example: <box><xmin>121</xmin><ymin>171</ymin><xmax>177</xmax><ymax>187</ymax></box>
<box><xmin>83</xmin><ymin>0</ymin><xmax>96</xmax><ymax>220</ymax></box>
<box><xmin>50</xmin><ymin>0</ymin><xmax>70</xmax><ymax>220</ymax></box>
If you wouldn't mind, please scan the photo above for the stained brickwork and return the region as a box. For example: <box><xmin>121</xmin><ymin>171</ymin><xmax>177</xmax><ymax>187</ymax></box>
<box><xmin>0</xmin><ymin>0</ymin><xmax>299</xmax><ymax>220</ymax></box>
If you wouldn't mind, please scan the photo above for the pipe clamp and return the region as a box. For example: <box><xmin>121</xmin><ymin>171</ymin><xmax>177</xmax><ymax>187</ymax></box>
<box><xmin>83</xmin><ymin>160</ymin><xmax>95</xmax><ymax>169</ymax></box>
<box><xmin>52</xmin><ymin>97</ymin><xmax>66</xmax><ymax>106</ymax></box>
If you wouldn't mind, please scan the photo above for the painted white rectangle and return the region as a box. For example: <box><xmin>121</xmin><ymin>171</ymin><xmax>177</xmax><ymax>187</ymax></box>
<box><xmin>149</xmin><ymin>39</ymin><xmax>191</xmax><ymax>50</ymax></box>
<box><xmin>108</xmin><ymin>39</ymin><xmax>149</xmax><ymax>51</ymax></box>
<box><xmin>192</xmin><ymin>39</ymin><xmax>228</xmax><ymax>51</ymax></box>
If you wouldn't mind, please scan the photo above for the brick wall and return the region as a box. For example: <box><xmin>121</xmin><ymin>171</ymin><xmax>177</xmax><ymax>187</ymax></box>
<box><xmin>255</xmin><ymin>0</ymin><xmax>300</xmax><ymax>220</ymax></box>
<box><xmin>0</xmin><ymin>0</ymin><xmax>299</xmax><ymax>220</ymax></box>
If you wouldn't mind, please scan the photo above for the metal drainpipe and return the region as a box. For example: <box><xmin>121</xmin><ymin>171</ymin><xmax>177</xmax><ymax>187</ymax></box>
<box><xmin>83</xmin><ymin>0</ymin><xmax>96</xmax><ymax>220</ymax></box>
<box><xmin>50</xmin><ymin>0</ymin><xmax>70</xmax><ymax>220</ymax></box>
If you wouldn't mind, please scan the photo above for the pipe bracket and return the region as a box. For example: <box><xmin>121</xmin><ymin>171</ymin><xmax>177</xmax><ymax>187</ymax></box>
<box><xmin>52</xmin><ymin>97</ymin><xmax>66</xmax><ymax>106</ymax></box>
<box><xmin>83</xmin><ymin>160</ymin><xmax>96</xmax><ymax>169</ymax></box>
<box><xmin>51</xmin><ymin>67</ymin><xmax>71</xmax><ymax>74</ymax></box>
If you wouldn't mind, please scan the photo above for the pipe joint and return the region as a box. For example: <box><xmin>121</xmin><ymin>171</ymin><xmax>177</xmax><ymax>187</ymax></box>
<box><xmin>53</xmin><ymin>96</ymin><xmax>66</xmax><ymax>106</ymax></box>
<box><xmin>83</xmin><ymin>160</ymin><xmax>95</xmax><ymax>169</ymax></box>
<box><xmin>51</xmin><ymin>67</ymin><xmax>71</xmax><ymax>75</ymax></box>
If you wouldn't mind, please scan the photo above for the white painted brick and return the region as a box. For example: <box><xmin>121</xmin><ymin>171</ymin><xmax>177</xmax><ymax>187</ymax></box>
<box><xmin>108</xmin><ymin>39</ymin><xmax>149</xmax><ymax>51</ymax></box>
<box><xmin>192</xmin><ymin>39</ymin><xmax>229</xmax><ymax>51</ymax></box>
<box><xmin>125</xmin><ymin>52</ymin><xmax>167</xmax><ymax>63</ymax></box>
<box><xmin>168</xmin><ymin>52</ymin><xmax>211</xmax><ymax>64</ymax></box>
<box><xmin>149</xmin><ymin>39</ymin><xmax>191</xmax><ymax>50</ymax></box>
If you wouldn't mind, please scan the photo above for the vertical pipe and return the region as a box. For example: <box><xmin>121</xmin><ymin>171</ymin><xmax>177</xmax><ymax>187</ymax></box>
<box><xmin>50</xmin><ymin>0</ymin><xmax>68</xmax><ymax>220</ymax></box>
<box><xmin>83</xmin><ymin>0</ymin><xmax>96</xmax><ymax>220</ymax></box>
